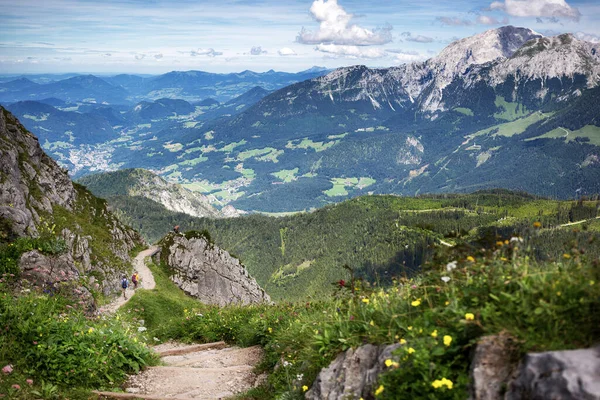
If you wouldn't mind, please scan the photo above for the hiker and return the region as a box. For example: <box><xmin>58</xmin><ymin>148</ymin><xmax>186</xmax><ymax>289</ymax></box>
<box><xmin>174</xmin><ymin>225</ymin><xmax>180</xmax><ymax>233</ymax></box>
<box><xmin>121</xmin><ymin>275</ymin><xmax>129</xmax><ymax>299</ymax></box>
<box><xmin>132</xmin><ymin>271</ymin><xmax>139</xmax><ymax>289</ymax></box>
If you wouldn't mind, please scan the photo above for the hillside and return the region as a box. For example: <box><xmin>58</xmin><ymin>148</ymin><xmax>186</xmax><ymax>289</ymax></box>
<box><xmin>0</xmin><ymin>107</ymin><xmax>144</xmax><ymax>299</ymax></box>
<box><xmin>93</xmin><ymin>188</ymin><xmax>600</xmax><ymax>301</ymax></box>
<box><xmin>77</xmin><ymin>168</ymin><xmax>228</xmax><ymax>219</ymax></box>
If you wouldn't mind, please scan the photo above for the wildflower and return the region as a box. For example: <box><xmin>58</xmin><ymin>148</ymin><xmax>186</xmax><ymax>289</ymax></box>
<box><xmin>138</xmin><ymin>326</ymin><xmax>147</xmax><ymax>332</ymax></box>
<box><xmin>400</xmin><ymin>338</ymin><xmax>407</xmax><ymax>345</ymax></box>
<box><xmin>446</xmin><ymin>261</ymin><xmax>457</xmax><ymax>271</ymax></box>
<box><xmin>445</xmin><ymin>301</ymin><xmax>450</xmax><ymax>306</ymax></box>
<box><xmin>466</xmin><ymin>256</ymin><xmax>475</xmax><ymax>262</ymax></box>
<box><xmin>431</xmin><ymin>378</ymin><xmax>453</xmax><ymax>389</ymax></box>
<box><xmin>314</xmin><ymin>330</ymin><xmax>319</xmax><ymax>335</ymax></box>
<box><xmin>338</xmin><ymin>279</ymin><xmax>345</xmax><ymax>287</ymax></box>
<box><xmin>533</xmin><ymin>221</ymin><xmax>542</xmax><ymax>228</ymax></box>
<box><xmin>411</xmin><ymin>299</ymin><xmax>421</xmax><ymax>307</ymax></box>
<box><xmin>385</xmin><ymin>359</ymin><xmax>393</xmax><ymax>367</ymax></box>
<box><xmin>370</xmin><ymin>320</ymin><xmax>375</xmax><ymax>326</ymax></box>
<box><xmin>443</xmin><ymin>335</ymin><xmax>452</xmax><ymax>346</ymax></box>
<box><xmin>362</xmin><ymin>298</ymin><xmax>370</xmax><ymax>304</ymax></box>
<box><xmin>375</xmin><ymin>385</ymin><xmax>384</xmax><ymax>396</ymax></box>
<box><xmin>26</xmin><ymin>379</ymin><xmax>33</xmax><ymax>386</ymax></box>
<box><xmin>556</xmin><ymin>291</ymin><xmax>561</xmax><ymax>297</ymax></box>
<box><xmin>407</xmin><ymin>347</ymin><xmax>415</xmax><ymax>354</ymax></box>
<box><xmin>465</xmin><ymin>313</ymin><xmax>475</xmax><ymax>321</ymax></box>
<box><xmin>563</xmin><ymin>253</ymin><xmax>571</xmax><ymax>259</ymax></box>
<box><xmin>431</xmin><ymin>329</ymin><xmax>438</xmax><ymax>338</ymax></box>
<box><xmin>11</xmin><ymin>384</ymin><xmax>20</xmax><ymax>390</ymax></box>
<box><xmin>407</xmin><ymin>326</ymin><xmax>413</xmax><ymax>330</ymax></box>
<box><xmin>302</xmin><ymin>385</ymin><xmax>309</xmax><ymax>392</ymax></box>
<box><xmin>88</xmin><ymin>327</ymin><xmax>94</xmax><ymax>334</ymax></box>
<box><xmin>441</xmin><ymin>276</ymin><xmax>451</xmax><ymax>283</ymax></box>
<box><xmin>1</xmin><ymin>364</ymin><xmax>13</xmax><ymax>375</ymax></box>
<box><xmin>296</xmin><ymin>374</ymin><xmax>304</xmax><ymax>381</ymax></box>
<box><xmin>496</xmin><ymin>241</ymin><xmax>504</xmax><ymax>247</ymax></box>
<box><xmin>591</xmin><ymin>280</ymin><xmax>596</xmax><ymax>286</ymax></box>
<box><xmin>268</xmin><ymin>327</ymin><xmax>273</xmax><ymax>333</ymax></box>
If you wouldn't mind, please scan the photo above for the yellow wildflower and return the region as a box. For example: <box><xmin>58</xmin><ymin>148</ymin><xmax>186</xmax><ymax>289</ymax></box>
<box><xmin>533</xmin><ymin>221</ymin><xmax>542</xmax><ymax>228</ymax></box>
<box><xmin>407</xmin><ymin>347</ymin><xmax>415</xmax><ymax>354</ymax></box>
<box><xmin>590</xmin><ymin>280</ymin><xmax>595</xmax><ymax>286</ymax></box>
<box><xmin>563</xmin><ymin>253</ymin><xmax>571</xmax><ymax>259</ymax></box>
<box><xmin>302</xmin><ymin>385</ymin><xmax>309</xmax><ymax>392</ymax></box>
<box><xmin>556</xmin><ymin>291</ymin><xmax>561</xmax><ymax>297</ymax></box>
<box><xmin>432</xmin><ymin>378</ymin><xmax>453</xmax><ymax>390</ymax></box>
<box><xmin>465</xmin><ymin>313</ymin><xmax>475</xmax><ymax>321</ymax></box>
<box><xmin>375</xmin><ymin>385</ymin><xmax>384</xmax><ymax>396</ymax></box>
<box><xmin>88</xmin><ymin>327</ymin><xmax>94</xmax><ymax>334</ymax></box>
<box><xmin>411</xmin><ymin>299</ymin><xmax>421</xmax><ymax>307</ymax></box>
<box><xmin>268</xmin><ymin>327</ymin><xmax>273</xmax><ymax>333</ymax></box>
<box><xmin>496</xmin><ymin>241</ymin><xmax>504</xmax><ymax>247</ymax></box>
<box><xmin>430</xmin><ymin>329</ymin><xmax>438</xmax><ymax>338</ymax></box>
<box><xmin>370</xmin><ymin>320</ymin><xmax>375</xmax><ymax>326</ymax></box>
<box><xmin>445</xmin><ymin>301</ymin><xmax>450</xmax><ymax>306</ymax></box>
<box><xmin>466</xmin><ymin>256</ymin><xmax>475</xmax><ymax>262</ymax></box>
<box><xmin>385</xmin><ymin>359</ymin><xmax>393</xmax><ymax>367</ymax></box>
<box><xmin>443</xmin><ymin>335</ymin><xmax>452</xmax><ymax>346</ymax></box>
<box><xmin>362</xmin><ymin>298</ymin><xmax>370</xmax><ymax>304</ymax></box>
<box><xmin>399</xmin><ymin>338</ymin><xmax>407</xmax><ymax>345</ymax></box>
<box><xmin>407</xmin><ymin>326</ymin><xmax>413</xmax><ymax>330</ymax></box>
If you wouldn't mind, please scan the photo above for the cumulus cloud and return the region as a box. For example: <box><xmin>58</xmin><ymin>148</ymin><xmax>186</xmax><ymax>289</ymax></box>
<box><xmin>134</xmin><ymin>54</ymin><xmax>146</xmax><ymax>60</ymax></box>
<box><xmin>490</xmin><ymin>0</ymin><xmax>580</xmax><ymax>21</ymax></box>
<box><xmin>401</xmin><ymin>32</ymin><xmax>434</xmax><ymax>43</ymax></box>
<box><xmin>154</xmin><ymin>53</ymin><xmax>163</xmax><ymax>59</ymax></box>
<box><xmin>386</xmin><ymin>49</ymin><xmax>420</xmax><ymax>56</ymax></box>
<box><xmin>297</xmin><ymin>0</ymin><xmax>392</xmax><ymax>46</ymax></box>
<box><xmin>103</xmin><ymin>53</ymin><xmax>112</xmax><ymax>57</ymax></box>
<box><xmin>250</xmin><ymin>46</ymin><xmax>267</xmax><ymax>55</ymax></box>
<box><xmin>435</xmin><ymin>17</ymin><xmax>473</xmax><ymax>26</ymax></box>
<box><xmin>314</xmin><ymin>44</ymin><xmax>386</xmax><ymax>58</ymax></box>
<box><xmin>476</xmin><ymin>15</ymin><xmax>509</xmax><ymax>25</ymax></box>
<box><xmin>191</xmin><ymin>48</ymin><xmax>222</xmax><ymax>57</ymax></box>
<box><xmin>278</xmin><ymin>47</ymin><xmax>297</xmax><ymax>56</ymax></box>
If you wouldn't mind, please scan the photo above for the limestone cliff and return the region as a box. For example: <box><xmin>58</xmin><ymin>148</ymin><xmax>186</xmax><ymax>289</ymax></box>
<box><xmin>155</xmin><ymin>232</ymin><xmax>270</xmax><ymax>306</ymax></box>
<box><xmin>0</xmin><ymin>106</ymin><xmax>144</xmax><ymax>298</ymax></box>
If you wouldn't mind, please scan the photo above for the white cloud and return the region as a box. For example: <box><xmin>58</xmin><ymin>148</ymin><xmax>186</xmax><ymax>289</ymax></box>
<box><xmin>435</xmin><ymin>17</ymin><xmax>473</xmax><ymax>26</ymax></box>
<box><xmin>574</xmin><ymin>32</ymin><xmax>600</xmax><ymax>43</ymax></box>
<box><xmin>278</xmin><ymin>47</ymin><xmax>297</xmax><ymax>56</ymax></box>
<box><xmin>297</xmin><ymin>0</ymin><xmax>392</xmax><ymax>46</ymax></box>
<box><xmin>490</xmin><ymin>0</ymin><xmax>580</xmax><ymax>21</ymax></box>
<box><xmin>191</xmin><ymin>48</ymin><xmax>222</xmax><ymax>57</ymax></box>
<box><xmin>134</xmin><ymin>53</ymin><xmax>146</xmax><ymax>60</ymax></box>
<box><xmin>154</xmin><ymin>53</ymin><xmax>163</xmax><ymax>59</ymax></box>
<box><xmin>476</xmin><ymin>15</ymin><xmax>508</xmax><ymax>25</ymax></box>
<box><xmin>386</xmin><ymin>49</ymin><xmax>420</xmax><ymax>56</ymax></box>
<box><xmin>314</xmin><ymin>44</ymin><xmax>386</xmax><ymax>58</ymax></box>
<box><xmin>401</xmin><ymin>32</ymin><xmax>434</xmax><ymax>43</ymax></box>
<box><xmin>250</xmin><ymin>46</ymin><xmax>267</xmax><ymax>55</ymax></box>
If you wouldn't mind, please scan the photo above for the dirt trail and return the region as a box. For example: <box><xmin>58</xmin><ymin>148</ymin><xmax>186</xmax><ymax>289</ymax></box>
<box><xmin>94</xmin><ymin>248</ymin><xmax>264</xmax><ymax>399</ymax></box>
<box><xmin>100</xmin><ymin>246</ymin><xmax>158</xmax><ymax>314</ymax></box>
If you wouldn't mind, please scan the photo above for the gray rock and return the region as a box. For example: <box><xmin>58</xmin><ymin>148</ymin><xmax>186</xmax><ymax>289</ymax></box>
<box><xmin>506</xmin><ymin>346</ymin><xmax>600</xmax><ymax>400</ymax></box>
<box><xmin>470</xmin><ymin>334</ymin><xmax>520</xmax><ymax>400</ymax></box>
<box><xmin>306</xmin><ymin>343</ymin><xmax>400</xmax><ymax>400</ymax></box>
<box><xmin>158</xmin><ymin>234</ymin><xmax>270</xmax><ymax>306</ymax></box>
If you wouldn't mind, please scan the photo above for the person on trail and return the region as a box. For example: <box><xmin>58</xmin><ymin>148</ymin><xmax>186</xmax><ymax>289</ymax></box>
<box><xmin>174</xmin><ymin>225</ymin><xmax>180</xmax><ymax>234</ymax></box>
<box><xmin>121</xmin><ymin>275</ymin><xmax>129</xmax><ymax>299</ymax></box>
<box><xmin>132</xmin><ymin>271</ymin><xmax>139</xmax><ymax>289</ymax></box>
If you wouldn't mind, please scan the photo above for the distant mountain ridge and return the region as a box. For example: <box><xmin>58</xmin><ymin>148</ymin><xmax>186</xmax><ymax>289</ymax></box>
<box><xmin>0</xmin><ymin>67</ymin><xmax>331</xmax><ymax>105</ymax></box>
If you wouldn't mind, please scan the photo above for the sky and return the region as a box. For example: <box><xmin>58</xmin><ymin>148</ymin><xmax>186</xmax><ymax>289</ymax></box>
<box><xmin>0</xmin><ymin>0</ymin><xmax>599</xmax><ymax>74</ymax></box>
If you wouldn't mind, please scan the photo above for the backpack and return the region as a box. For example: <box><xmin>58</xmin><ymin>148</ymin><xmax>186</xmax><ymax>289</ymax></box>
<box><xmin>132</xmin><ymin>273</ymin><xmax>138</xmax><ymax>283</ymax></box>
<box><xmin>121</xmin><ymin>278</ymin><xmax>128</xmax><ymax>289</ymax></box>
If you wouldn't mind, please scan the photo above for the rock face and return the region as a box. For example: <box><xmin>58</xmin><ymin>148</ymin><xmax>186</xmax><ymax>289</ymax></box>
<box><xmin>0</xmin><ymin>107</ymin><xmax>144</xmax><ymax>297</ymax></box>
<box><xmin>156</xmin><ymin>233</ymin><xmax>270</xmax><ymax>306</ymax></box>
<box><xmin>505</xmin><ymin>346</ymin><xmax>600</xmax><ymax>400</ymax></box>
<box><xmin>309</xmin><ymin>337</ymin><xmax>600</xmax><ymax>400</ymax></box>
<box><xmin>469</xmin><ymin>333</ymin><xmax>521</xmax><ymax>400</ymax></box>
<box><xmin>306</xmin><ymin>343</ymin><xmax>400</xmax><ymax>400</ymax></box>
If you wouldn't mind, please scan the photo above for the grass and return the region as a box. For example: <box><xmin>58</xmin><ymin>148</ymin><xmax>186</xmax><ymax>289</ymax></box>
<box><xmin>525</xmin><ymin>125</ymin><xmax>600</xmax><ymax>146</ymax></box>
<box><xmin>453</xmin><ymin>108</ymin><xmax>474</xmax><ymax>116</ymax></box>
<box><xmin>237</xmin><ymin>147</ymin><xmax>282</xmax><ymax>163</ymax></box>
<box><xmin>286</xmin><ymin>138</ymin><xmax>338</xmax><ymax>152</ymax></box>
<box><xmin>324</xmin><ymin>177</ymin><xmax>376</xmax><ymax>197</ymax></box>
<box><xmin>271</xmin><ymin>168</ymin><xmax>299</xmax><ymax>183</ymax></box>
<box><xmin>493</xmin><ymin>96</ymin><xmax>529</xmax><ymax>121</ymax></box>
<box><xmin>471</xmin><ymin>112</ymin><xmax>548</xmax><ymax>138</ymax></box>
<box><xmin>143</xmin><ymin>236</ymin><xmax>599</xmax><ymax>400</ymax></box>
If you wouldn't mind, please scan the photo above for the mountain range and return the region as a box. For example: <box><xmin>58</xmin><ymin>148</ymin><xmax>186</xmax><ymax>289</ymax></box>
<box><xmin>3</xmin><ymin>26</ymin><xmax>600</xmax><ymax>212</ymax></box>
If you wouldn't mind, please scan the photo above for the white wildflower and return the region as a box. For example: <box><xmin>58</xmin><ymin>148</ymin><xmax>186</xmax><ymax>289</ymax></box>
<box><xmin>510</xmin><ymin>237</ymin><xmax>523</xmax><ymax>243</ymax></box>
<box><xmin>446</xmin><ymin>261</ymin><xmax>457</xmax><ymax>272</ymax></box>
<box><xmin>441</xmin><ymin>276</ymin><xmax>451</xmax><ymax>283</ymax></box>
<box><xmin>137</xmin><ymin>326</ymin><xmax>147</xmax><ymax>332</ymax></box>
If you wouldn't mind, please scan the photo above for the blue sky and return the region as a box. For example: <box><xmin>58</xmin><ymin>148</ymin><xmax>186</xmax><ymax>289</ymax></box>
<box><xmin>0</xmin><ymin>0</ymin><xmax>599</xmax><ymax>74</ymax></box>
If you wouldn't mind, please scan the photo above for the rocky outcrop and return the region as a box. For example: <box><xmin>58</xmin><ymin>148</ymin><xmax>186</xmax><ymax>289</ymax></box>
<box><xmin>0</xmin><ymin>107</ymin><xmax>144</xmax><ymax>297</ymax></box>
<box><xmin>155</xmin><ymin>233</ymin><xmax>270</xmax><ymax>306</ymax></box>
<box><xmin>308</xmin><ymin>337</ymin><xmax>600</xmax><ymax>400</ymax></box>
<box><xmin>505</xmin><ymin>346</ymin><xmax>600</xmax><ymax>400</ymax></box>
<box><xmin>306</xmin><ymin>343</ymin><xmax>400</xmax><ymax>400</ymax></box>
